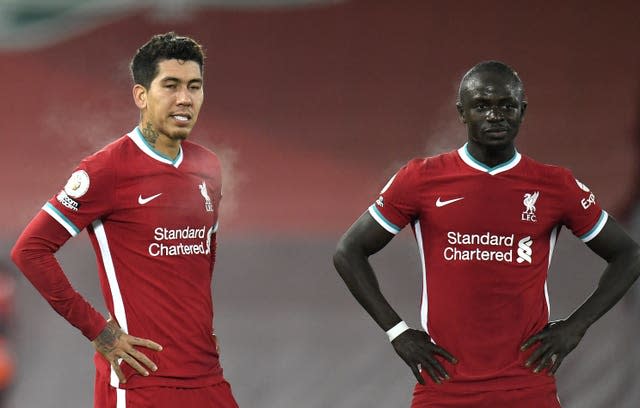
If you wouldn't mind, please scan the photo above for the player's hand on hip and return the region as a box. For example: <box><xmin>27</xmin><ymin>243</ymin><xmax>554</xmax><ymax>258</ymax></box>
<box><xmin>91</xmin><ymin>318</ymin><xmax>163</xmax><ymax>384</ymax></box>
<box><xmin>391</xmin><ymin>329</ymin><xmax>458</xmax><ymax>385</ymax></box>
<box><xmin>521</xmin><ymin>319</ymin><xmax>585</xmax><ymax>376</ymax></box>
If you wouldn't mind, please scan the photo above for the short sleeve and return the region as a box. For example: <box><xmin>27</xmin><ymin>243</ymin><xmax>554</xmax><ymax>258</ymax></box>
<box><xmin>42</xmin><ymin>152</ymin><xmax>115</xmax><ymax>237</ymax></box>
<box><xmin>561</xmin><ymin>170</ymin><xmax>607</xmax><ymax>242</ymax></box>
<box><xmin>368</xmin><ymin>159</ymin><xmax>423</xmax><ymax>234</ymax></box>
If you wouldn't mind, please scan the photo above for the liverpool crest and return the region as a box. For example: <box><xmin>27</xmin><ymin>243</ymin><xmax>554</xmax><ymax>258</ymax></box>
<box><xmin>521</xmin><ymin>191</ymin><xmax>539</xmax><ymax>222</ymax></box>
<box><xmin>199</xmin><ymin>181</ymin><xmax>214</xmax><ymax>212</ymax></box>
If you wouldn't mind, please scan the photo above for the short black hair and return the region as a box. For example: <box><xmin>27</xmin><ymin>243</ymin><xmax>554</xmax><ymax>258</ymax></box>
<box><xmin>130</xmin><ymin>32</ymin><xmax>205</xmax><ymax>89</ymax></box>
<box><xmin>457</xmin><ymin>60</ymin><xmax>524</xmax><ymax>103</ymax></box>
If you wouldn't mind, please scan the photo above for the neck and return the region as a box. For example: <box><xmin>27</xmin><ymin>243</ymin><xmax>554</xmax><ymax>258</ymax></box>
<box><xmin>466</xmin><ymin>141</ymin><xmax>516</xmax><ymax>168</ymax></box>
<box><xmin>139</xmin><ymin>122</ymin><xmax>181</xmax><ymax>160</ymax></box>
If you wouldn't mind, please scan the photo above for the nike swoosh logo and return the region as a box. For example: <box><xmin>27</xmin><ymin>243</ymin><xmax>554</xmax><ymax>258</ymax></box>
<box><xmin>138</xmin><ymin>193</ymin><xmax>163</xmax><ymax>205</ymax></box>
<box><xmin>435</xmin><ymin>197</ymin><xmax>464</xmax><ymax>207</ymax></box>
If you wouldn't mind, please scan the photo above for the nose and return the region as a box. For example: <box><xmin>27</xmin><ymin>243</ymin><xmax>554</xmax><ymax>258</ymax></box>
<box><xmin>486</xmin><ymin>107</ymin><xmax>503</xmax><ymax>122</ymax></box>
<box><xmin>176</xmin><ymin>86</ymin><xmax>192</xmax><ymax>106</ymax></box>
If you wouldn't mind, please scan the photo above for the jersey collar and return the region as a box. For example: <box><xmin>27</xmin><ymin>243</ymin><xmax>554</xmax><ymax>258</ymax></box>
<box><xmin>457</xmin><ymin>143</ymin><xmax>521</xmax><ymax>175</ymax></box>
<box><xmin>128</xmin><ymin>127</ymin><xmax>184</xmax><ymax>168</ymax></box>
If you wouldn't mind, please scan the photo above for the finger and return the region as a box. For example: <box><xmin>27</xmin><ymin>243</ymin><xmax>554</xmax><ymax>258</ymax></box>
<box><xmin>128</xmin><ymin>336</ymin><xmax>163</xmax><ymax>351</ymax></box>
<box><xmin>534</xmin><ymin>351</ymin><xmax>556</xmax><ymax>373</ymax></box>
<box><xmin>128</xmin><ymin>348</ymin><xmax>158</xmax><ymax>372</ymax></box>
<box><xmin>525</xmin><ymin>343</ymin><xmax>551</xmax><ymax>367</ymax></box>
<box><xmin>431</xmin><ymin>345</ymin><xmax>458</xmax><ymax>364</ymax></box>
<box><xmin>120</xmin><ymin>352</ymin><xmax>149</xmax><ymax>376</ymax></box>
<box><xmin>548</xmin><ymin>355</ymin><xmax>564</xmax><ymax>375</ymax></box>
<box><xmin>111</xmin><ymin>360</ymin><xmax>127</xmax><ymax>384</ymax></box>
<box><xmin>409</xmin><ymin>363</ymin><xmax>425</xmax><ymax>385</ymax></box>
<box><xmin>521</xmin><ymin>332</ymin><xmax>547</xmax><ymax>351</ymax></box>
<box><xmin>421</xmin><ymin>363</ymin><xmax>442</xmax><ymax>384</ymax></box>
<box><xmin>425</xmin><ymin>357</ymin><xmax>450</xmax><ymax>381</ymax></box>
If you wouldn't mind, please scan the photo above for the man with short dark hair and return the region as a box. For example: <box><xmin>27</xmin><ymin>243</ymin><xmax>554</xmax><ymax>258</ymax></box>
<box><xmin>12</xmin><ymin>32</ymin><xmax>239</xmax><ymax>407</ymax></box>
<box><xmin>333</xmin><ymin>60</ymin><xmax>640</xmax><ymax>407</ymax></box>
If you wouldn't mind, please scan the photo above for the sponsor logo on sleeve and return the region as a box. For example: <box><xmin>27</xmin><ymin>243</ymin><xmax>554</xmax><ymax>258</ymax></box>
<box><xmin>376</xmin><ymin>196</ymin><xmax>384</xmax><ymax>207</ymax></box>
<box><xmin>581</xmin><ymin>193</ymin><xmax>596</xmax><ymax>209</ymax></box>
<box><xmin>380</xmin><ymin>174</ymin><xmax>397</xmax><ymax>194</ymax></box>
<box><xmin>574</xmin><ymin>179</ymin><xmax>596</xmax><ymax>209</ymax></box>
<box><xmin>56</xmin><ymin>191</ymin><xmax>80</xmax><ymax>212</ymax></box>
<box><xmin>64</xmin><ymin>170</ymin><xmax>90</xmax><ymax>198</ymax></box>
<box><xmin>575</xmin><ymin>179</ymin><xmax>590</xmax><ymax>192</ymax></box>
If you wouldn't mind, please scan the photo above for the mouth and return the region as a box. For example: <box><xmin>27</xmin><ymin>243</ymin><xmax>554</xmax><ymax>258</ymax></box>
<box><xmin>484</xmin><ymin>127</ymin><xmax>509</xmax><ymax>137</ymax></box>
<box><xmin>170</xmin><ymin>113</ymin><xmax>192</xmax><ymax>123</ymax></box>
<box><xmin>485</xmin><ymin>127</ymin><xmax>508</xmax><ymax>133</ymax></box>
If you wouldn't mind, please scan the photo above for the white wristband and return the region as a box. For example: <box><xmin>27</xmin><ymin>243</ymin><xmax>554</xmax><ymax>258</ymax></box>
<box><xmin>386</xmin><ymin>321</ymin><xmax>410</xmax><ymax>342</ymax></box>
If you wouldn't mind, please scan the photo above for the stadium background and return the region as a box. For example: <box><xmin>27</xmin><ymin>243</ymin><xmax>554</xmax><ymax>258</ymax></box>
<box><xmin>0</xmin><ymin>0</ymin><xmax>639</xmax><ymax>406</ymax></box>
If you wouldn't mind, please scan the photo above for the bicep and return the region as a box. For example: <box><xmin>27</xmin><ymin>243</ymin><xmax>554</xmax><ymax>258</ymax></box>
<box><xmin>337</xmin><ymin>211</ymin><xmax>396</xmax><ymax>257</ymax></box>
<box><xmin>585</xmin><ymin>215</ymin><xmax>639</xmax><ymax>262</ymax></box>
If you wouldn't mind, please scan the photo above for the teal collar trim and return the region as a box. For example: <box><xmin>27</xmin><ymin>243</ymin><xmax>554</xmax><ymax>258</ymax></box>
<box><xmin>128</xmin><ymin>127</ymin><xmax>184</xmax><ymax>168</ymax></box>
<box><xmin>457</xmin><ymin>143</ymin><xmax>521</xmax><ymax>175</ymax></box>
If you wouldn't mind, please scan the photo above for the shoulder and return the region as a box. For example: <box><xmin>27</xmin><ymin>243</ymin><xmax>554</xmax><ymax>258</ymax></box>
<box><xmin>181</xmin><ymin>140</ymin><xmax>223</xmax><ymax>186</ymax></box>
<box><xmin>61</xmin><ymin>135</ymin><xmax>130</xmax><ymax>199</ymax></box>
<box><xmin>386</xmin><ymin>151</ymin><xmax>456</xmax><ymax>191</ymax></box>
<box><xmin>518</xmin><ymin>155</ymin><xmax>595</xmax><ymax>200</ymax></box>
<box><xmin>182</xmin><ymin>140</ymin><xmax>221</xmax><ymax>167</ymax></box>
<box><xmin>519</xmin><ymin>154</ymin><xmax>574</xmax><ymax>181</ymax></box>
<box><xmin>76</xmin><ymin>135</ymin><xmax>132</xmax><ymax>176</ymax></box>
<box><xmin>402</xmin><ymin>150</ymin><xmax>458</xmax><ymax>175</ymax></box>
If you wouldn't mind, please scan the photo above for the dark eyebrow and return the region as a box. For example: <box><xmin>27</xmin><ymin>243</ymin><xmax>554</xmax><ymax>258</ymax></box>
<box><xmin>471</xmin><ymin>95</ymin><xmax>518</xmax><ymax>104</ymax></box>
<box><xmin>160</xmin><ymin>77</ymin><xmax>203</xmax><ymax>85</ymax></box>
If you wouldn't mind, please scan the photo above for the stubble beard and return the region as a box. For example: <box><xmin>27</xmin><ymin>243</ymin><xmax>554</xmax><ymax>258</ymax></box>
<box><xmin>141</xmin><ymin>121</ymin><xmax>189</xmax><ymax>146</ymax></box>
<box><xmin>168</xmin><ymin>129</ymin><xmax>189</xmax><ymax>141</ymax></box>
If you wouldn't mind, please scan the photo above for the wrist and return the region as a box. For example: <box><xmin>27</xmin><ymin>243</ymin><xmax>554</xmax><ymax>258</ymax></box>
<box><xmin>564</xmin><ymin>315</ymin><xmax>590</xmax><ymax>336</ymax></box>
<box><xmin>386</xmin><ymin>321</ymin><xmax>410</xmax><ymax>342</ymax></box>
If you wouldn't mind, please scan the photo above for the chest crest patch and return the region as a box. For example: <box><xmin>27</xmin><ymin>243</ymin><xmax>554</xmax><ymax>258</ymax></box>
<box><xmin>521</xmin><ymin>191</ymin><xmax>539</xmax><ymax>222</ymax></box>
<box><xmin>199</xmin><ymin>181</ymin><xmax>214</xmax><ymax>212</ymax></box>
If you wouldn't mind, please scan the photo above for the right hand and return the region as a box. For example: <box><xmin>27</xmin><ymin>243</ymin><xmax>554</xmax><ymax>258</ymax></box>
<box><xmin>391</xmin><ymin>329</ymin><xmax>457</xmax><ymax>385</ymax></box>
<box><xmin>91</xmin><ymin>318</ymin><xmax>163</xmax><ymax>384</ymax></box>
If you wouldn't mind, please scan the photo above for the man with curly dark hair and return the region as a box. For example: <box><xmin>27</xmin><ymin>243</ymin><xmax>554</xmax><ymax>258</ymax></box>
<box><xmin>12</xmin><ymin>32</ymin><xmax>239</xmax><ymax>407</ymax></box>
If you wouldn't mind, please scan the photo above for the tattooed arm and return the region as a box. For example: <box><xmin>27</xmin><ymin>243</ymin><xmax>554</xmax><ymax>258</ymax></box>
<box><xmin>92</xmin><ymin>317</ymin><xmax>163</xmax><ymax>383</ymax></box>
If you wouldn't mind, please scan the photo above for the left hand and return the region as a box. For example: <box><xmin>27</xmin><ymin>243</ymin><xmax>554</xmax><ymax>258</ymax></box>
<box><xmin>520</xmin><ymin>319</ymin><xmax>586</xmax><ymax>375</ymax></box>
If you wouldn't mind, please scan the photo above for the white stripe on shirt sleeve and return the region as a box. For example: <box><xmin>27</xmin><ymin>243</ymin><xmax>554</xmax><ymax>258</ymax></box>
<box><xmin>368</xmin><ymin>205</ymin><xmax>401</xmax><ymax>234</ymax></box>
<box><xmin>42</xmin><ymin>203</ymin><xmax>80</xmax><ymax>236</ymax></box>
<box><xmin>579</xmin><ymin>210</ymin><xmax>608</xmax><ymax>242</ymax></box>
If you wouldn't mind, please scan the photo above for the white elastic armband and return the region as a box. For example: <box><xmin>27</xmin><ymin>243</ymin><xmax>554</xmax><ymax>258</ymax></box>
<box><xmin>386</xmin><ymin>321</ymin><xmax>409</xmax><ymax>342</ymax></box>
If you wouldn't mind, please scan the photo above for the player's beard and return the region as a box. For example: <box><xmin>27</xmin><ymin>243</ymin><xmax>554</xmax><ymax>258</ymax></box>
<box><xmin>168</xmin><ymin>130</ymin><xmax>189</xmax><ymax>141</ymax></box>
<box><xmin>163</xmin><ymin>121</ymin><xmax>191</xmax><ymax>141</ymax></box>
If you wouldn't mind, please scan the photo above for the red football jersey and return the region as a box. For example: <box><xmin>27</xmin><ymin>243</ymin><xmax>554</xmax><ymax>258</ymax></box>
<box><xmin>43</xmin><ymin>127</ymin><xmax>224</xmax><ymax>389</ymax></box>
<box><xmin>369</xmin><ymin>144</ymin><xmax>606</xmax><ymax>393</ymax></box>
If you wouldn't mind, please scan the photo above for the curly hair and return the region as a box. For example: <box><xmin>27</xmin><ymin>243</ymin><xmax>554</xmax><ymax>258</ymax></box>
<box><xmin>130</xmin><ymin>32</ymin><xmax>205</xmax><ymax>89</ymax></box>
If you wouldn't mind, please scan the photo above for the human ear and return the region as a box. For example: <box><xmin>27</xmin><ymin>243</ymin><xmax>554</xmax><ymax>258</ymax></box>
<box><xmin>133</xmin><ymin>84</ymin><xmax>148</xmax><ymax>110</ymax></box>
<box><xmin>520</xmin><ymin>100</ymin><xmax>528</xmax><ymax>121</ymax></box>
<box><xmin>456</xmin><ymin>102</ymin><xmax>466</xmax><ymax>123</ymax></box>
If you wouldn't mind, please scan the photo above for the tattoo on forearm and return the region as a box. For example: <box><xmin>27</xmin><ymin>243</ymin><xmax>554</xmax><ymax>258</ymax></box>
<box><xmin>141</xmin><ymin>122</ymin><xmax>159</xmax><ymax>147</ymax></box>
<box><xmin>95</xmin><ymin>324</ymin><xmax>121</xmax><ymax>355</ymax></box>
